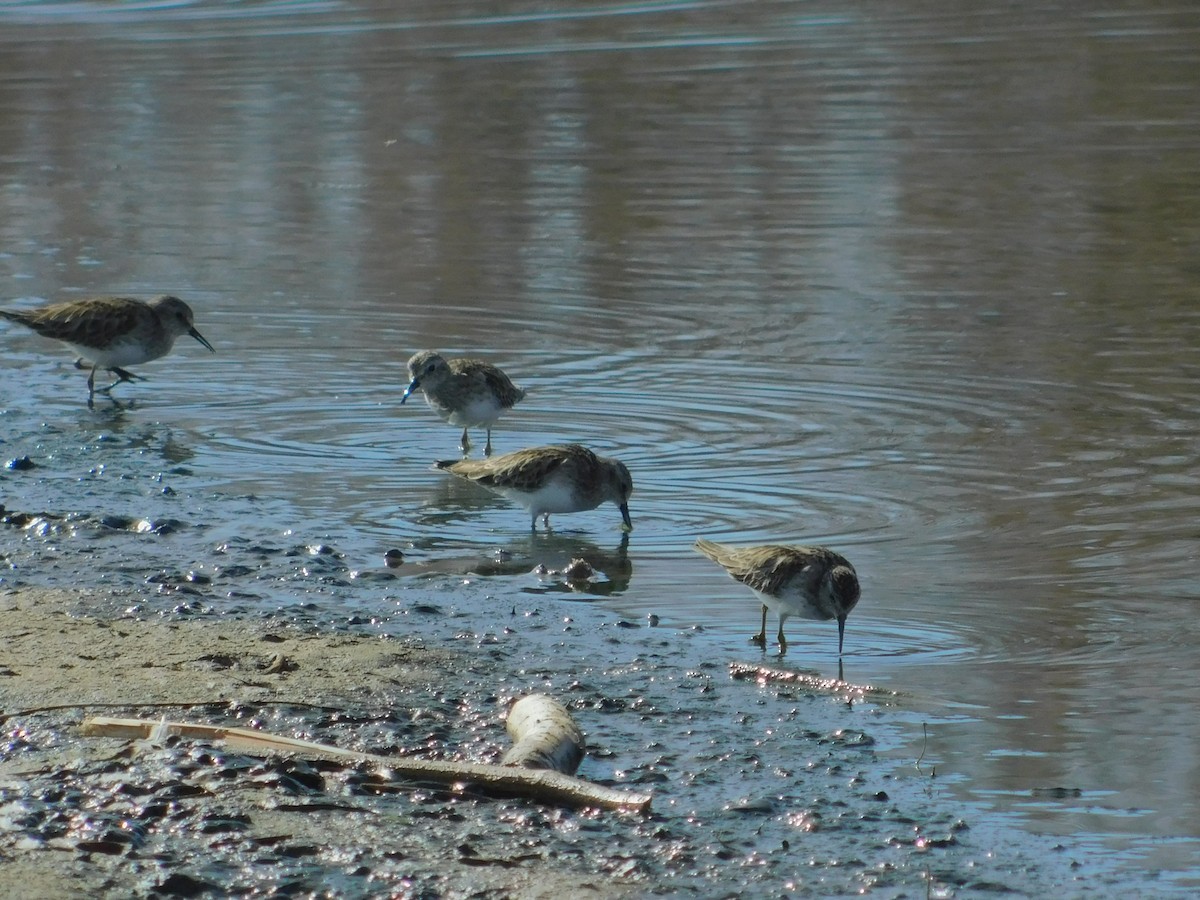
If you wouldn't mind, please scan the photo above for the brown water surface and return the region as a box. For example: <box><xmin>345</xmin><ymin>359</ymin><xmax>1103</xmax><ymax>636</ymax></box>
<box><xmin>1</xmin><ymin>0</ymin><xmax>1199</xmax><ymax>884</ymax></box>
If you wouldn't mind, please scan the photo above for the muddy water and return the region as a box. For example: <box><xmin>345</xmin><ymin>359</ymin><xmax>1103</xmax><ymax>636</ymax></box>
<box><xmin>1</xmin><ymin>0</ymin><xmax>1199</xmax><ymax>888</ymax></box>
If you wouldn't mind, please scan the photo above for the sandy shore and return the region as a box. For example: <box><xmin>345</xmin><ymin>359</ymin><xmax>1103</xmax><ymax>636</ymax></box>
<box><xmin>0</xmin><ymin>588</ymin><xmax>454</xmax><ymax>712</ymax></box>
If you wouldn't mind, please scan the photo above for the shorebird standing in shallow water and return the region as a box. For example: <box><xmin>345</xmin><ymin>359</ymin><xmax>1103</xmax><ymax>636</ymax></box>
<box><xmin>401</xmin><ymin>350</ymin><xmax>525</xmax><ymax>456</ymax></box>
<box><xmin>436</xmin><ymin>443</ymin><xmax>633</xmax><ymax>531</ymax></box>
<box><xmin>694</xmin><ymin>538</ymin><xmax>861</xmax><ymax>655</ymax></box>
<box><xmin>0</xmin><ymin>294</ymin><xmax>214</xmax><ymax>407</ymax></box>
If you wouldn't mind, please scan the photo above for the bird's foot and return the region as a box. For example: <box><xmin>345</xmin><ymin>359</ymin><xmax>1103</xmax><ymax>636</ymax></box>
<box><xmin>96</xmin><ymin>369</ymin><xmax>141</xmax><ymax>394</ymax></box>
<box><xmin>109</xmin><ymin>366</ymin><xmax>143</xmax><ymax>384</ymax></box>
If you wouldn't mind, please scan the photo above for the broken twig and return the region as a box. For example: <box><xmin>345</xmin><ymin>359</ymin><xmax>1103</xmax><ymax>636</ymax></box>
<box><xmin>81</xmin><ymin>700</ymin><xmax>649</xmax><ymax>813</ymax></box>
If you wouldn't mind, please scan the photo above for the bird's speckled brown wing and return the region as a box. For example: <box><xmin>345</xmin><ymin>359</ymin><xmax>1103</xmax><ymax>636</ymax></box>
<box><xmin>695</xmin><ymin>540</ymin><xmax>840</xmax><ymax>596</ymax></box>
<box><xmin>437</xmin><ymin>444</ymin><xmax>590</xmax><ymax>491</ymax></box>
<box><xmin>1</xmin><ymin>297</ymin><xmax>145</xmax><ymax>349</ymax></box>
<box><xmin>450</xmin><ymin>358</ymin><xmax>526</xmax><ymax>408</ymax></box>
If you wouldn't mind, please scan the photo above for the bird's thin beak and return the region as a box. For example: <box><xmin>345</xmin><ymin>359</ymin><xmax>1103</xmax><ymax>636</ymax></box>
<box><xmin>619</xmin><ymin>503</ymin><xmax>632</xmax><ymax>531</ymax></box>
<box><xmin>189</xmin><ymin>327</ymin><xmax>215</xmax><ymax>353</ymax></box>
<box><xmin>837</xmin><ymin>614</ymin><xmax>847</xmax><ymax>655</ymax></box>
<box><xmin>400</xmin><ymin>378</ymin><xmax>420</xmax><ymax>404</ymax></box>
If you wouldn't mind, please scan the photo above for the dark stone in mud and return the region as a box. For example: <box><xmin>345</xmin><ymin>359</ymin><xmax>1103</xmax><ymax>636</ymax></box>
<box><xmin>726</xmin><ymin>796</ymin><xmax>777</xmax><ymax>814</ymax></box>
<box><xmin>97</xmin><ymin>515</ymin><xmax>181</xmax><ymax>534</ymax></box>
<box><xmin>352</xmin><ymin>569</ymin><xmax>398</xmax><ymax>581</ymax></box>
<box><xmin>198</xmin><ymin>813</ymin><xmax>252</xmax><ymax>834</ymax></box>
<box><xmin>2</xmin><ymin>508</ymin><xmax>65</xmax><ymax>528</ymax></box>
<box><xmin>152</xmin><ymin>872</ymin><xmax>222</xmax><ymax>897</ymax></box>
<box><xmin>214</xmin><ymin>564</ymin><xmax>255</xmax><ymax>578</ymax></box>
<box><xmin>76</xmin><ymin>837</ymin><xmax>130</xmax><ymax>855</ymax></box>
<box><xmin>275</xmin><ymin>843</ymin><xmax>321</xmax><ymax>858</ymax></box>
<box><xmin>411</xmin><ymin>603</ymin><xmax>444</xmax><ymax>615</ymax></box>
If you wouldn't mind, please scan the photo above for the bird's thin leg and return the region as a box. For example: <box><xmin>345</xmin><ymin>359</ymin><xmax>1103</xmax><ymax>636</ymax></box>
<box><xmin>542</xmin><ymin>513</ymin><xmax>551</xmax><ymax>530</ymax></box>
<box><xmin>484</xmin><ymin>429</ymin><xmax>493</xmax><ymax>457</ymax></box>
<box><xmin>86</xmin><ymin>364</ymin><xmax>97</xmax><ymax>408</ymax></box>
<box><xmin>460</xmin><ymin>428</ymin><xmax>471</xmax><ymax>456</ymax></box>
<box><xmin>751</xmin><ymin>605</ymin><xmax>768</xmax><ymax>647</ymax></box>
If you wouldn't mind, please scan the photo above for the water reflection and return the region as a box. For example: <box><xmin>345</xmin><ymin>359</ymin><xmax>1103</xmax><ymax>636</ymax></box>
<box><xmin>399</xmin><ymin>531</ymin><xmax>633</xmax><ymax>597</ymax></box>
<box><xmin>1</xmin><ymin>0</ymin><xmax>1199</xmax><ymax>879</ymax></box>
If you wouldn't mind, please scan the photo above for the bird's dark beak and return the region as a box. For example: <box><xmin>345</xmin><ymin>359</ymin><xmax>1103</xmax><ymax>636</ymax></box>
<box><xmin>837</xmin><ymin>614</ymin><xmax>847</xmax><ymax>655</ymax></box>
<box><xmin>400</xmin><ymin>377</ymin><xmax>420</xmax><ymax>404</ymax></box>
<box><xmin>189</xmin><ymin>327</ymin><xmax>215</xmax><ymax>353</ymax></box>
<box><xmin>619</xmin><ymin>503</ymin><xmax>632</xmax><ymax>531</ymax></box>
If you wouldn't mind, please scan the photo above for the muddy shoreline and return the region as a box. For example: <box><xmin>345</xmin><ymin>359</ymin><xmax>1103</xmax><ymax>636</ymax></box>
<box><xmin>0</xmin><ymin>585</ymin><xmax>1145</xmax><ymax>898</ymax></box>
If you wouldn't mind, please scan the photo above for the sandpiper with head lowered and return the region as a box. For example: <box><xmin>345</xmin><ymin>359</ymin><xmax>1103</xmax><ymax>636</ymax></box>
<box><xmin>694</xmin><ymin>538</ymin><xmax>861</xmax><ymax>654</ymax></box>
<box><xmin>0</xmin><ymin>294</ymin><xmax>214</xmax><ymax>406</ymax></box>
<box><xmin>401</xmin><ymin>350</ymin><xmax>525</xmax><ymax>456</ymax></box>
<box><xmin>436</xmin><ymin>443</ymin><xmax>633</xmax><ymax>531</ymax></box>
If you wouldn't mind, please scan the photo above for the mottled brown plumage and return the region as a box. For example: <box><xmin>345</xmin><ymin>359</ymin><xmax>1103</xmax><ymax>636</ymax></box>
<box><xmin>695</xmin><ymin>538</ymin><xmax>860</xmax><ymax>654</ymax></box>
<box><xmin>1</xmin><ymin>294</ymin><xmax>214</xmax><ymax>405</ymax></box>
<box><xmin>436</xmin><ymin>443</ymin><xmax>632</xmax><ymax>531</ymax></box>
<box><xmin>401</xmin><ymin>350</ymin><xmax>525</xmax><ymax>456</ymax></box>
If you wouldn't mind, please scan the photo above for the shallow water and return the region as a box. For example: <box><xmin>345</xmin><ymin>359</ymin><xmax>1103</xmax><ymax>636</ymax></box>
<box><xmin>2</xmin><ymin>0</ymin><xmax>1199</xmax><ymax>885</ymax></box>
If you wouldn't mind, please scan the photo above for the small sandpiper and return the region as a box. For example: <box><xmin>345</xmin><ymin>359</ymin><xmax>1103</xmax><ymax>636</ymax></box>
<box><xmin>436</xmin><ymin>443</ymin><xmax>633</xmax><ymax>531</ymax></box>
<box><xmin>0</xmin><ymin>294</ymin><xmax>214</xmax><ymax>406</ymax></box>
<box><xmin>694</xmin><ymin>538</ymin><xmax>861</xmax><ymax>654</ymax></box>
<box><xmin>401</xmin><ymin>350</ymin><xmax>525</xmax><ymax>456</ymax></box>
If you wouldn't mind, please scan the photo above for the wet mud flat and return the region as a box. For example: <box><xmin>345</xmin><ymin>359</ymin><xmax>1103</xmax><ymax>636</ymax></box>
<box><xmin>0</xmin><ymin>587</ymin><xmax>1141</xmax><ymax>899</ymax></box>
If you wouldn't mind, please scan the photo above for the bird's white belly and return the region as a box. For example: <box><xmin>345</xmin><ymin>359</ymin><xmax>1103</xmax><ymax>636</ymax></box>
<box><xmin>753</xmin><ymin>586</ymin><xmax>826</xmax><ymax>621</ymax></box>
<box><xmin>428</xmin><ymin>395</ymin><xmax>500</xmax><ymax>427</ymax></box>
<box><xmin>501</xmin><ymin>481</ymin><xmax>584</xmax><ymax>516</ymax></box>
<box><xmin>67</xmin><ymin>337</ymin><xmax>164</xmax><ymax>369</ymax></box>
